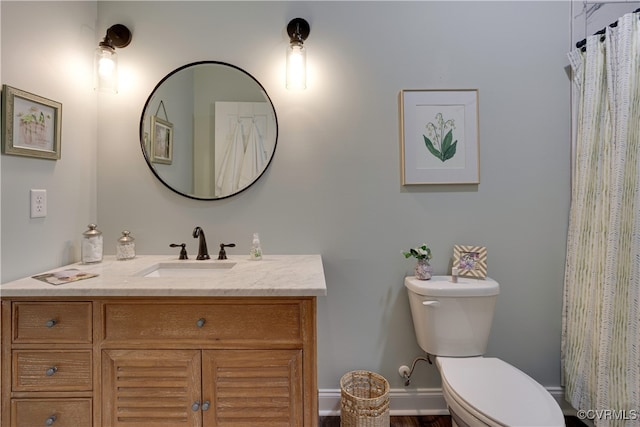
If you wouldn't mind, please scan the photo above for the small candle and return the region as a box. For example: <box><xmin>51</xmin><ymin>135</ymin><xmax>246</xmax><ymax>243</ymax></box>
<box><xmin>451</xmin><ymin>267</ymin><xmax>459</xmax><ymax>283</ymax></box>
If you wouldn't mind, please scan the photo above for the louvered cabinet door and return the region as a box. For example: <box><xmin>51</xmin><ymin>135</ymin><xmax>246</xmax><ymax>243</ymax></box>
<box><xmin>202</xmin><ymin>349</ymin><xmax>303</xmax><ymax>427</ymax></box>
<box><xmin>101</xmin><ymin>349</ymin><xmax>202</xmax><ymax>427</ymax></box>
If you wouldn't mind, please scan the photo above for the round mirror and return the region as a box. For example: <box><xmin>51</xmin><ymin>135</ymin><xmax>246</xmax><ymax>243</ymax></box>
<box><xmin>140</xmin><ymin>61</ymin><xmax>278</xmax><ymax>200</ymax></box>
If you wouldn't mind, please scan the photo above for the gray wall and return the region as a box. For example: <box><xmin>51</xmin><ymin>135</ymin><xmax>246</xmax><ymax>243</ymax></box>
<box><xmin>1</xmin><ymin>1</ymin><xmax>98</xmax><ymax>281</ymax></box>
<box><xmin>2</xmin><ymin>1</ymin><xmax>572</xmax><ymax>392</ymax></box>
<box><xmin>0</xmin><ymin>0</ymin><xmax>2</xmax><ymax>384</ymax></box>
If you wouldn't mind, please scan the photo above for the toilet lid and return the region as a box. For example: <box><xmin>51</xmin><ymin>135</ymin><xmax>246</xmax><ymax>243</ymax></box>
<box><xmin>437</xmin><ymin>357</ymin><xmax>564</xmax><ymax>427</ymax></box>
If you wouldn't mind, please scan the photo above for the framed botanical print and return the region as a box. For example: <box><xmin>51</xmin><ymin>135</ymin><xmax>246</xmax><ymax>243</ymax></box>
<box><xmin>150</xmin><ymin>115</ymin><xmax>173</xmax><ymax>164</ymax></box>
<box><xmin>2</xmin><ymin>85</ymin><xmax>62</xmax><ymax>160</ymax></box>
<box><xmin>400</xmin><ymin>89</ymin><xmax>479</xmax><ymax>184</ymax></box>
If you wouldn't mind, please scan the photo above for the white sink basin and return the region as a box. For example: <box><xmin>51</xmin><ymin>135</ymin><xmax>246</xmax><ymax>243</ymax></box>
<box><xmin>137</xmin><ymin>262</ymin><xmax>236</xmax><ymax>278</ymax></box>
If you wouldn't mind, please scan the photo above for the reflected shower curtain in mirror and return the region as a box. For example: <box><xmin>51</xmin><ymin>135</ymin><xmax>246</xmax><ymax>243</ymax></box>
<box><xmin>563</xmin><ymin>11</ymin><xmax>639</xmax><ymax>426</ymax></box>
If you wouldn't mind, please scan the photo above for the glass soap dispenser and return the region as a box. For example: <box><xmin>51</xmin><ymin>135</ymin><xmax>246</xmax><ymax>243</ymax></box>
<box><xmin>82</xmin><ymin>224</ymin><xmax>103</xmax><ymax>264</ymax></box>
<box><xmin>116</xmin><ymin>230</ymin><xmax>136</xmax><ymax>260</ymax></box>
<box><xmin>249</xmin><ymin>233</ymin><xmax>263</xmax><ymax>260</ymax></box>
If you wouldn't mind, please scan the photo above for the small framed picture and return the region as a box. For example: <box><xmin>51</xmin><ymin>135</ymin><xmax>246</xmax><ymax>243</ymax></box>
<box><xmin>400</xmin><ymin>89</ymin><xmax>479</xmax><ymax>184</ymax></box>
<box><xmin>453</xmin><ymin>245</ymin><xmax>487</xmax><ymax>278</ymax></box>
<box><xmin>1</xmin><ymin>85</ymin><xmax>62</xmax><ymax>160</ymax></box>
<box><xmin>150</xmin><ymin>115</ymin><xmax>173</xmax><ymax>165</ymax></box>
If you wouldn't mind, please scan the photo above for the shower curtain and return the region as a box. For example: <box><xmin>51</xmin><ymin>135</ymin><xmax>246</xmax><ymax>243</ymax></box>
<box><xmin>562</xmin><ymin>11</ymin><xmax>640</xmax><ymax>426</ymax></box>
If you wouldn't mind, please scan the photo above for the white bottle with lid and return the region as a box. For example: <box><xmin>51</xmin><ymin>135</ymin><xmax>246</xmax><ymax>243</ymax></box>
<box><xmin>82</xmin><ymin>224</ymin><xmax>103</xmax><ymax>264</ymax></box>
<box><xmin>116</xmin><ymin>230</ymin><xmax>136</xmax><ymax>260</ymax></box>
<box><xmin>249</xmin><ymin>233</ymin><xmax>263</xmax><ymax>260</ymax></box>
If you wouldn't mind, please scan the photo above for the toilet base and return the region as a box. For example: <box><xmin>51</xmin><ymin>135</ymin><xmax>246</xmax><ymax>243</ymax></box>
<box><xmin>442</xmin><ymin>379</ymin><xmax>495</xmax><ymax>427</ymax></box>
<box><xmin>449</xmin><ymin>407</ymin><xmax>471</xmax><ymax>427</ymax></box>
<box><xmin>437</xmin><ymin>357</ymin><xmax>565</xmax><ymax>427</ymax></box>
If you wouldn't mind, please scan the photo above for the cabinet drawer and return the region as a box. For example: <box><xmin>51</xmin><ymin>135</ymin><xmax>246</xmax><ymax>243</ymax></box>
<box><xmin>12</xmin><ymin>398</ymin><xmax>92</xmax><ymax>427</ymax></box>
<box><xmin>103</xmin><ymin>301</ymin><xmax>303</xmax><ymax>344</ymax></box>
<box><xmin>13</xmin><ymin>350</ymin><xmax>92</xmax><ymax>391</ymax></box>
<box><xmin>12</xmin><ymin>302</ymin><xmax>92</xmax><ymax>344</ymax></box>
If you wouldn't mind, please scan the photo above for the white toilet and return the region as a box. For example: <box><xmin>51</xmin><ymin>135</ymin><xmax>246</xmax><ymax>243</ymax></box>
<box><xmin>405</xmin><ymin>276</ymin><xmax>565</xmax><ymax>427</ymax></box>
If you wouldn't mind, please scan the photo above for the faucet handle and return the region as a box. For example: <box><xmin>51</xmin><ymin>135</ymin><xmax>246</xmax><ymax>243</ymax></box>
<box><xmin>170</xmin><ymin>243</ymin><xmax>188</xmax><ymax>260</ymax></box>
<box><xmin>218</xmin><ymin>243</ymin><xmax>236</xmax><ymax>260</ymax></box>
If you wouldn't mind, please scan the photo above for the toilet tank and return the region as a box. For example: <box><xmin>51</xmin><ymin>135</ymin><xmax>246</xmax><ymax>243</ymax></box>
<box><xmin>405</xmin><ymin>276</ymin><xmax>499</xmax><ymax>357</ymax></box>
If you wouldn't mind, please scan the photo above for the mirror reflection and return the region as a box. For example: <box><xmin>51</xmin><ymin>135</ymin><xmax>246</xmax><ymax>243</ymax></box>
<box><xmin>140</xmin><ymin>61</ymin><xmax>278</xmax><ymax>200</ymax></box>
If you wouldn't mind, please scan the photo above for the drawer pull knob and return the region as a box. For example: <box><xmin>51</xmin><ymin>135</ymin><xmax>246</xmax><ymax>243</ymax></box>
<box><xmin>191</xmin><ymin>401</ymin><xmax>200</xmax><ymax>411</ymax></box>
<box><xmin>46</xmin><ymin>366</ymin><xmax>58</xmax><ymax>376</ymax></box>
<box><xmin>45</xmin><ymin>319</ymin><xmax>57</xmax><ymax>328</ymax></box>
<box><xmin>201</xmin><ymin>400</ymin><xmax>210</xmax><ymax>411</ymax></box>
<box><xmin>196</xmin><ymin>318</ymin><xmax>206</xmax><ymax>328</ymax></box>
<box><xmin>45</xmin><ymin>415</ymin><xmax>57</xmax><ymax>425</ymax></box>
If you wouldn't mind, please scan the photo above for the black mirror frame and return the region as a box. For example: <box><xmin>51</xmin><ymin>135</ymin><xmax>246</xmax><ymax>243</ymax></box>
<box><xmin>139</xmin><ymin>60</ymin><xmax>278</xmax><ymax>201</ymax></box>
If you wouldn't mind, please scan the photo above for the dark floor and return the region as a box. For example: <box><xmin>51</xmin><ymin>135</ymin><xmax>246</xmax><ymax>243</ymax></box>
<box><xmin>319</xmin><ymin>415</ymin><xmax>449</xmax><ymax>427</ymax></box>
<box><xmin>319</xmin><ymin>415</ymin><xmax>587</xmax><ymax>426</ymax></box>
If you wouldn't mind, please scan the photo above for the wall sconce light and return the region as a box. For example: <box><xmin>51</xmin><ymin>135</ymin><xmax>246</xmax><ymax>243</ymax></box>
<box><xmin>286</xmin><ymin>18</ymin><xmax>310</xmax><ymax>90</ymax></box>
<box><xmin>94</xmin><ymin>24</ymin><xmax>132</xmax><ymax>93</ymax></box>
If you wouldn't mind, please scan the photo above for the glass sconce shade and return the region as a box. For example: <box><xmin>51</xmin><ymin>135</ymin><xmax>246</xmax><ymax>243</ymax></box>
<box><xmin>286</xmin><ymin>18</ymin><xmax>310</xmax><ymax>90</ymax></box>
<box><xmin>93</xmin><ymin>24</ymin><xmax>131</xmax><ymax>94</ymax></box>
<box><xmin>286</xmin><ymin>43</ymin><xmax>306</xmax><ymax>90</ymax></box>
<box><xmin>94</xmin><ymin>44</ymin><xmax>118</xmax><ymax>93</ymax></box>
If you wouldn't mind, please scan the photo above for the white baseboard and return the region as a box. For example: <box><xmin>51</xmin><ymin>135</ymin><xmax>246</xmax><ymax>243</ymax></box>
<box><xmin>319</xmin><ymin>387</ymin><xmax>449</xmax><ymax>416</ymax></box>
<box><xmin>319</xmin><ymin>386</ymin><xmax>577</xmax><ymax>417</ymax></box>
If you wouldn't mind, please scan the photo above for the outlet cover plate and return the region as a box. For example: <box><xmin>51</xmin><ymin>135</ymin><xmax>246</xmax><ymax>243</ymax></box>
<box><xmin>30</xmin><ymin>189</ymin><xmax>47</xmax><ymax>218</ymax></box>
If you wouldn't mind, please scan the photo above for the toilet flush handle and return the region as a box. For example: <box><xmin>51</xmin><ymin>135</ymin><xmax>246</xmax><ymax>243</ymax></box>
<box><xmin>422</xmin><ymin>300</ymin><xmax>440</xmax><ymax>307</ymax></box>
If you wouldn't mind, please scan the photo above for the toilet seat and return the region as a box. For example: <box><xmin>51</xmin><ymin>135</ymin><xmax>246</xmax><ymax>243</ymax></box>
<box><xmin>437</xmin><ymin>357</ymin><xmax>564</xmax><ymax>427</ymax></box>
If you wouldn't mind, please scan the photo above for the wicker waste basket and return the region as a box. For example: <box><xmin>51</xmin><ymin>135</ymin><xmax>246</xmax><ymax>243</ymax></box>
<box><xmin>340</xmin><ymin>370</ymin><xmax>390</xmax><ymax>427</ymax></box>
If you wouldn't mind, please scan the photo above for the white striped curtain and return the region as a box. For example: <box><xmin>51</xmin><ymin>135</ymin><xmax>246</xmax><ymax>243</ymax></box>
<box><xmin>563</xmin><ymin>11</ymin><xmax>640</xmax><ymax>427</ymax></box>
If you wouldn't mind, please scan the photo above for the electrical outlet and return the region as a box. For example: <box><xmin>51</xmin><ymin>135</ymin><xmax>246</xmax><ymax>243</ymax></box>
<box><xmin>30</xmin><ymin>189</ymin><xmax>47</xmax><ymax>218</ymax></box>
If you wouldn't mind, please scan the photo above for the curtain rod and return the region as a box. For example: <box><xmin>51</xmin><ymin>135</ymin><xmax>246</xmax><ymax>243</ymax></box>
<box><xmin>576</xmin><ymin>7</ymin><xmax>640</xmax><ymax>50</ymax></box>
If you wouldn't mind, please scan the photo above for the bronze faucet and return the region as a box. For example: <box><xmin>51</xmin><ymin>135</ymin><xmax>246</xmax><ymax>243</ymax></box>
<box><xmin>192</xmin><ymin>227</ymin><xmax>210</xmax><ymax>260</ymax></box>
<box><xmin>169</xmin><ymin>243</ymin><xmax>188</xmax><ymax>260</ymax></box>
<box><xmin>218</xmin><ymin>243</ymin><xmax>236</xmax><ymax>260</ymax></box>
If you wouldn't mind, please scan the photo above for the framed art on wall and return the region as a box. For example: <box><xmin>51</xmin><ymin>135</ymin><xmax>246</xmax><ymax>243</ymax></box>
<box><xmin>150</xmin><ymin>115</ymin><xmax>173</xmax><ymax>165</ymax></box>
<box><xmin>400</xmin><ymin>89</ymin><xmax>479</xmax><ymax>184</ymax></box>
<box><xmin>453</xmin><ymin>244</ymin><xmax>487</xmax><ymax>278</ymax></box>
<box><xmin>1</xmin><ymin>85</ymin><xmax>62</xmax><ymax>160</ymax></box>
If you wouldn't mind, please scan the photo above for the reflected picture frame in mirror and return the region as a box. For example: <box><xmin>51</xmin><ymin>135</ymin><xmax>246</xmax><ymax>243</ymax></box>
<box><xmin>140</xmin><ymin>61</ymin><xmax>278</xmax><ymax>200</ymax></box>
<box><xmin>150</xmin><ymin>115</ymin><xmax>173</xmax><ymax>165</ymax></box>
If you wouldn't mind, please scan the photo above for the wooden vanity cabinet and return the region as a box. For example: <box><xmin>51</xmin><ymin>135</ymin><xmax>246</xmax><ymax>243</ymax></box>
<box><xmin>1</xmin><ymin>301</ymin><xmax>94</xmax><ymax>427</ymax></box>
<box><xmin>1</xmin><ymin>297</ymin><xmax>318</xmax><ymax>427</ymax></box>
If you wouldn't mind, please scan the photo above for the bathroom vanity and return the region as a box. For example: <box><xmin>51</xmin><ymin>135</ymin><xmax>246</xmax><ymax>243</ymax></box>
<box><xmin>0</xmin><ymin>255</ymin><xmax>326</xmax><ymax>427</ymax></box>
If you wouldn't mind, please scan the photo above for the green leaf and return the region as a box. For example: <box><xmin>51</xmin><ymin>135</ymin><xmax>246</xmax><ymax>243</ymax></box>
<box><xmin>423</xmin><ymin>135</ymin><xmax>441</xmax><ymax>159</ymax></box>
<box><xmin>441</xmin><ymin>130</ymin><xmax>453</xmax><ymax>161</ymax></box>
<box><xmin>442</xmin><ymin>140</ymin><xmax>457</xmax><ymax>161</ymax></box>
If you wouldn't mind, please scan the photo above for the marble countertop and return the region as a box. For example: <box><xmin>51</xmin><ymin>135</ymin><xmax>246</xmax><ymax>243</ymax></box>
<box><xmin>0</xmin><ymin>255</ymin><xmax>327</xmax><ymax>297</ymax></box>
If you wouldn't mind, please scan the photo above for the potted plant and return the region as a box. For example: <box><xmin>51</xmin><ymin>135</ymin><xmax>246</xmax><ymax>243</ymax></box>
<box><xmin>403</xmin><ymin>244</ymin><xmax>433</xmax><ymax>280</ymax></box>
